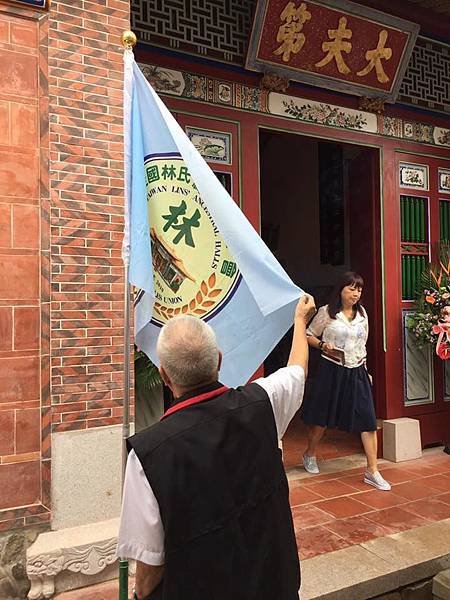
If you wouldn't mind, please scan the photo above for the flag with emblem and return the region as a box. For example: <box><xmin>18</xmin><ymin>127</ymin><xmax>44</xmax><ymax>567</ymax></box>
<box><xmin>122</xmin><ymin>50</ymin><xmax>302</xmax><ymax>387</ymax></box>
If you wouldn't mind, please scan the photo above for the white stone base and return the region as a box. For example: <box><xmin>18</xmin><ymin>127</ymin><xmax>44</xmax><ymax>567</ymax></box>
<box><xmin>26</xmin><ymin>518</ymin><xmax>132</xmax><ymax>599</ymax></box>
<box><xmin>51</xmin><ymin>425</ymin><xmax>124</xmax><ymax>530</ymax></box>
<box><xmin>382</xmin><ymin>418</ymin><xmax>422</xmax><ymax>463</ymax></box>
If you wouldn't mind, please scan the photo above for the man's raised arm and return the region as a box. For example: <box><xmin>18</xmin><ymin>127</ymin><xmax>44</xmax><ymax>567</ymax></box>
<box><xmin>288</xmin><ymin>294</ymin><xmax>316</xmax><ymax>377</ymax></box>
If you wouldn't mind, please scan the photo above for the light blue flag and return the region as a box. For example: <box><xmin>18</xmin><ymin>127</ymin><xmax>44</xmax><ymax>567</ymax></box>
<box><xmin>123</xmin><ymin>51</ymin><xmax>303</xmax><ymax>387</ymax></box>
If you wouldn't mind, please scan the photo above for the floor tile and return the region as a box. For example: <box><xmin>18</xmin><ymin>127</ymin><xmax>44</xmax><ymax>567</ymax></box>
<box><xmin>296</xmin><ymin>525</ymin><xmax>351</xmax><ymax>560</ymax></box>
<box><xmin>378</xmin><ymin>467</ymin><xmax>417</xmax><ymax>484</ymax></box>
<box><xmin>307</xmin><ymin>479</ymin><xmax>360</xmax><ymax>499</ymax></box>
<box><xmin>437</xmin><ymin>492</ymin><xmax>450</xmax><ymax>504</ymax></box>
<box><xmin>390</xmin><ymin>480</ymin><xmax>442</xmax><ymax>501</ymax></box>
<box><xmin>338</xmin><ymin>474</ymin><xmax>370</xmax><ymax>492</ymax></box>
<box><xmin>289</xmin><ymin>484</ymin><xmax>323</xmax><ymax>506</ymax></box>
<box><xmin>352</xmin><ymin>490</ymin><xmax>409</xmax><ymax>510</ymax></box>
<box><xmin>315</xmin><ymin>496</ymin><xmax>372</xmax><ymax>518</ymax></box>
<box><xmin>365</xmin><ymin>506</ymin><xmax>429</xmax><ymax>533</ymax></box>
<box><xmin>301</xmin><ymin>472</ymin><xmax>343</xmax><ymax>485</ymax></box>
<box><xmin>291</xmin><ymin>504</ymin><xmax>333</xmax><ymax>529</ymax></box>
<box><xmin>425</xmin><ymin>454</ymin><xmax>450</xmax><ymax>466</ymax></box>
<box><xmin>394</xmin><ymin>463</ymin><xmax>443</xmax><ymax>477</ymax></box>
<box><xmin>419</xmin><ymin>474</ymin><xmax>450</xmax><ymax>492</ymax></box>
<box><xmin>283</xmin><ymin>419</ymin><xmax>362</xmax><ymax>469</ymax></box>
<box><xmin>402</xmin><ymin>497</ymin><xmax>450</xmax><ymax>521</ymax></box>
<box><xmin>324</xmin><ymin>515</ymin><xmax>393</xmax><ymax>544</ymax></box>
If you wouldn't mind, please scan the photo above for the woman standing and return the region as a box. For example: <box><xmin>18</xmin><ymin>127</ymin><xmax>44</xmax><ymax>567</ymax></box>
<box><xmin>301</xmin><ymin>272</ymin><xmax>391</xmax><ymax>491</ymax></box>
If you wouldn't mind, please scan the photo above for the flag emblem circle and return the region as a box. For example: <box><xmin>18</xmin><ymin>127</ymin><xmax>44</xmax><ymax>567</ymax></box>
<box><xmin>145</xmin><ymin>154</ymin><xmax>241</xmax><ymax>325</ymax></box>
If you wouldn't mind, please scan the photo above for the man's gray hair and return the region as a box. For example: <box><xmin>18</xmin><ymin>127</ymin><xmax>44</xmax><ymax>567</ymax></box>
<box><xmin>156</xmin><ymin>315</ymin><xmax>220</xmax><ymax>388</ymax></box>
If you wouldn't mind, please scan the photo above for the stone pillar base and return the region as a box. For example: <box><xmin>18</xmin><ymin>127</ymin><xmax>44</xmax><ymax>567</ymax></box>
<box><xmin>382</xmin><ymin>418</ymin><xmax>422</xmax><ymax>462</ymax></box>
<box><xmin>434</xmin><ymin>568</ymin><xmax>450</xmax><ymax>600</ymax></box>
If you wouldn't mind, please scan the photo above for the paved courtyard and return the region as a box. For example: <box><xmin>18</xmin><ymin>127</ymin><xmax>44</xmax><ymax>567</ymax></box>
<box><xmin>55</xmin><ymin>434</ymin><xmax>450</xmax><ymax>599</ymax></box>
<box><xmin>289</xmin><ymin>447</ymin><xmax>450</xmax><ymax>561</ymax></box>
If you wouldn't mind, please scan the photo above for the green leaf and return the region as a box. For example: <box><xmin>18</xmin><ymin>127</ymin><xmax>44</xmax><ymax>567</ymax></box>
<box><xmin>134</xmin><ymin>349</ymin><xmax>162</xmax><ymax>392</ymax></box>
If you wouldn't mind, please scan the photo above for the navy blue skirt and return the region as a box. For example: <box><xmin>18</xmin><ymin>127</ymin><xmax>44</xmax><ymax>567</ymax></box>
<box><xmin>300</xmin><ymin>358</ymin><xmax>377</xmax><ymax>433</ymax></box>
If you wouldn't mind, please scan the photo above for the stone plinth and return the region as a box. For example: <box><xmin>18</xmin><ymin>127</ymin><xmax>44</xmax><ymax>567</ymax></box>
<box><xmin>434</xmin><ymin>569</ymin><xmax>450</xmax><ymax>600</ymax></box>
<box><xmin>383</xmin><ymin>418</ymin><xmax>422</xmax><ymax>463</ymax></box>
<box><xmin>26</xmin><ymin>518</ymin><xmax>126</xmax><ymax>600</ymax></box>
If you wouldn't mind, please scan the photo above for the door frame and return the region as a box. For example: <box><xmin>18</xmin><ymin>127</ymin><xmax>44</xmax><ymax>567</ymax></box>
<box><xmin>163</xmin><ymin>92</ymin><xmax>450</xmax><ymax>441</ymax></box>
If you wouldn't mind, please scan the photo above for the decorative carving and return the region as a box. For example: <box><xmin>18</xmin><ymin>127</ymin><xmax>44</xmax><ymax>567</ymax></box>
<box><xmin>260</xmin><ymin>72</ymin><xmax>290</xmax><ymax>93</ymax></box>
<box><xmin>139</xmin><ymin>65</ymin><xmax>184</xmax><ymax>95</ymax></box>
<box><xmin>282</xmin><ymin>99</ymin><xmax>368</xmax><ymax>130</ymax></box>
<box><xmin>358</xmin><ymin>96</ymin><xmax>386</xmax><ymax>114</ymax></box>
<box><xmin>138</xmin><ymin>62</ymin><xmax>447</xmax><ymax>148</ymax></box>
<box><xmin>27</xmin><ymin>538</ymin><xmax>117</xmax><ymax>600</ymax></box>
<box><xmin>438</xmin><ymin>129</ymin><xmax>450</xmax><ymax>147</ymax></box>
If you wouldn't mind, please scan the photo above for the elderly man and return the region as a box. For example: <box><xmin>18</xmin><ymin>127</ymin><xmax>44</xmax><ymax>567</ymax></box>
<box><xmin>118</xmin><ymin>294</ymin><xmax>315</xmax><ymax>600</ymax></box>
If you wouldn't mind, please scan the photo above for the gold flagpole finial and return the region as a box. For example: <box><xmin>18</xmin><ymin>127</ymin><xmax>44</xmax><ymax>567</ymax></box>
<box><xmin>121</xmin><ymin>30</ymin><xmax>137</xmax><ymax>50</ymax></box>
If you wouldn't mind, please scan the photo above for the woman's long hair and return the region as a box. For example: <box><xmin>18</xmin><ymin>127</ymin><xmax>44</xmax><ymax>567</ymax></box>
<box><xmin>327</xmin><ymin>271</ymin><xmax>364</xmax><ymax>319</ymax></box>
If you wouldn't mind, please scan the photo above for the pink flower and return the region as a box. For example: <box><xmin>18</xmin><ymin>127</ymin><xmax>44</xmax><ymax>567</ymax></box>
<box><xmin>437</xmin><ymin>342</ymin><xmax>450</xmax><ymax>360</ymax></box>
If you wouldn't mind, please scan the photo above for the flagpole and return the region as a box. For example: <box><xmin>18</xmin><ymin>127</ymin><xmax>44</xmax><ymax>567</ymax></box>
<box><xmin>120</xmin><ymin>28</ymin><xmax>137</xmax><ymax>600</ymax></box>
<box><xmin>119</xmin><ymin>263</ymin><xmax>131</xmax><ymax>600</ymax></box>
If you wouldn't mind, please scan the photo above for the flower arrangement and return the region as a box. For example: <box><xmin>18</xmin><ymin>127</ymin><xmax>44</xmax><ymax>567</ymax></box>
<box><xmin>407</xmin><ymin>259</ymin><xmax>450</xmax><ymax>359</ymax></box>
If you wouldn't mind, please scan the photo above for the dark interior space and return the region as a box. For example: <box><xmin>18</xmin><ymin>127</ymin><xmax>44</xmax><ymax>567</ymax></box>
<box><xmin>259</xmin><ymin>129</ymin><xmax>381</xmax><ymax>464</ymax></box>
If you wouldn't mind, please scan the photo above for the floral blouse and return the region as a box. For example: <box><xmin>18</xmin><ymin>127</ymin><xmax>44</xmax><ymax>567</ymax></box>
<box><xmin>307</xmin><ymin>305</ymin><xmax>369</xmax><ymax>368</ymax></box>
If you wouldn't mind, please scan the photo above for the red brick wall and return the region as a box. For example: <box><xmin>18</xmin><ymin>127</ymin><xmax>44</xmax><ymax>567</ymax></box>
<box><xmin>0</xmin><ymin>3</ymin><xmax>45</xmax><ymax>528</ymax></box>
<box><xmin>0</xmin><ymin>0</ymin><xmax>130</xmax><ymax>530</ymax></box>
<box><xmin>48</xmin><ymin>0</ymin><xmax>130</xmax><ymax>433</ymax></box>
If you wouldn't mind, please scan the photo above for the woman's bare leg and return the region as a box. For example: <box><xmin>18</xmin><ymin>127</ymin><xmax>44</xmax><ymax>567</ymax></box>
<box><xmin>306</xmin><ymin>425</ymin><xmax>326</xmax><ymax>456</ymax></box>
<box><xmin>361</xmin><ymin>430</ymin><xmax>378</xmax><ymax>473</ymax></box>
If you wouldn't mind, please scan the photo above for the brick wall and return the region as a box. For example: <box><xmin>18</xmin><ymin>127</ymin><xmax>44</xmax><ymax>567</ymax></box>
<box><xmin>48</xmin><ymin>0</ymin><xmax>130</xmax><ymax>433</ymax></box>
<box><xmin>0</xmin><ymin>3</ymin><xmax>46</xmax><ymax>529</ymax></box>
<box><xmin>0</xmin><ymin>0</ymin><xmax>130</xmax><ymax>530</ymax></box>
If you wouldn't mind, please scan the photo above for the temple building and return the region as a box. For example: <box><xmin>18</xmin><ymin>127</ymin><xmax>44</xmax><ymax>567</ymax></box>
<box><xmin>0</xmin><ymin>0</ymin><xmax>449</xmax><ymax>597</ymax></box>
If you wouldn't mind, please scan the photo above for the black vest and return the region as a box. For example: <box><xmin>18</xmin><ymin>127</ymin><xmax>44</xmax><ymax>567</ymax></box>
<box><xmin>128</xmin><ymin>382</ymin><xmax>300</xmax><ymax>600</ymax></box>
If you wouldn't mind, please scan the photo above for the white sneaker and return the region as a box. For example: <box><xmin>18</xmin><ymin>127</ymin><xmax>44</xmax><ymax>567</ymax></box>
<box><xmin>364</xmin><ymin>470</ymin><xmax>391</xmax><ymax>491</ymax></box>
<box><xmin>302</xmin><ymin>453</ymin><xmax>320</xmax><ymax>474</ymax></box>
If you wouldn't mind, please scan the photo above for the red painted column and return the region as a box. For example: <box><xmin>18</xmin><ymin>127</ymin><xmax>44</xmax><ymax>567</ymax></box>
<box><xmin>240</xmin><ymin>118</ymin><xmax>261</xmax><ymax>233</ymax></box>
<box><xmin>382</xmin><ymin>144</ymin><xmax>404</xmax><ymax>419</ymax></box>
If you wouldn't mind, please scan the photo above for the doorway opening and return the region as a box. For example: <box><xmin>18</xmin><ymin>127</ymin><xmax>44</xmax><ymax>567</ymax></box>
<box><xmin>259</xmin><ymin>129</ymin><xmax>382</xmax><ymax>469</ymax></box>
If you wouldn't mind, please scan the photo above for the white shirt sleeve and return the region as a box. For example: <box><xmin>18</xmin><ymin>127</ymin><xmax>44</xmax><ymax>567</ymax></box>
<box><xmin>307</xmin><ymin>305</ymin><xmax>329</xmax><ymax>338</ymax></box>
<box><xmin>117</xmin><ymin>449</ymin><xmax>165</xmax><ymax>566</ymax></box>
<box><xmin>254</xmin><ymin>365</ymin><xmax>305</xmax><ymax>439</ymax></box>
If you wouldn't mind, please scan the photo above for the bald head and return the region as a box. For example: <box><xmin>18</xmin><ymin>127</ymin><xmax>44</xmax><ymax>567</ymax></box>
<box><xmin>156</xmin><ymin>315</ymin><xmax>220</xmax><ymax>390</ymax></box>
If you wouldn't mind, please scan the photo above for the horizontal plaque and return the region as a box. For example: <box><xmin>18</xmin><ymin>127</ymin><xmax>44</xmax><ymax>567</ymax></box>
<box><xmin>246</xmin><ymin>0</ymin><xmax>419</xmax><ymax>102</ymax></box>
<box><xmin>399</xmin><ymin>162</ymin><xmax>429</xmax><ymax>191</ymax></box>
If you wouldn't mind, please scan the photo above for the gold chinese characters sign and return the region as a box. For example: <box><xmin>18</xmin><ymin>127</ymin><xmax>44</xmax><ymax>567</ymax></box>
<box><xmin>246</xmin><ymin>0</ymin><xmax>419</xmax><ymax>101</ymax></box>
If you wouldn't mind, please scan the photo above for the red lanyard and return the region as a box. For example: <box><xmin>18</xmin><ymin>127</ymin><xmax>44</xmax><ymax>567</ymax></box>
<box><xmin>162</xmin><ymin>386</ymin><xmax>229</xmax><ymax>420</ymax></box>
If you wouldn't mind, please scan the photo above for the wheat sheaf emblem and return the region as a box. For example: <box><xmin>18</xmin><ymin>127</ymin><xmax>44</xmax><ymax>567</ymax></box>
<box><xmin>154</xmin><ymin>273</ymin><xmax>222</xmax><ymax>319</ymax></box>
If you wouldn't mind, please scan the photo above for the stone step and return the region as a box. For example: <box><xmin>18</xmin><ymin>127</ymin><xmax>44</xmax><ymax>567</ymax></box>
<box><xmin>54</xmin><ymin>578</ymin><xmax>133</xmax><ymax>599</ymax></box>
<box><xmin>26</xmin><ymin>518</ymin><xmax>122</xmax><ymax>600</ymax></box>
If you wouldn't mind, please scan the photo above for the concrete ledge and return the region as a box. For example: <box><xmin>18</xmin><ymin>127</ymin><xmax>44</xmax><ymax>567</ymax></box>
<box><xmin>26</xmin><ymin>518</ymin><xmax>123</xmax><ymax>600</ymax></box>
<box><xmin>362</xmin><ymin>520</ymin><xmax>450</xmax><ymax>587</ymax></box>
<box><xmin>300</xmin><ymin>519</ymin><xmax>450</xmax><ymax>600</ymax></box>
<box><xmin>300</xmin><ymin>545</ymin><xmax>398</xmax><ymax>600</ymax></box>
